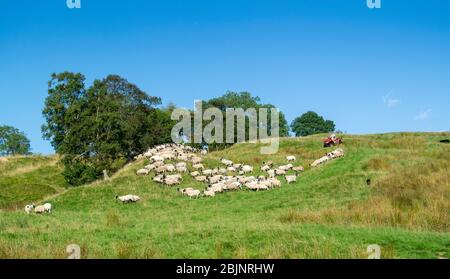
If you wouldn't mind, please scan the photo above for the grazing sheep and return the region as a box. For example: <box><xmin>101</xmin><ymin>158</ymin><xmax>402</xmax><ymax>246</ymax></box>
<box><xmin>150</xmin><ymin>155</ymin><xmax>164</xmax><ymax>162</ymax></box>
<box><xmin>34</xmin><ymin>205</ymin><xmax>46</xmax><ymax>214</ymax></box>
<box><xmin>201</xmin><ymin>150</ymin><xmax>208</xmax><ymax>155</ymax></box>
<box><xmin>292</xmin><ymin>166</ymin><xmax>304</xmax><ymax>172</ymax></box>
<box><xmin>275</xmin><ymin>168</ymin><xmax>286</xmax><ymax>176</ymax></box>
<box><xmin>175</xmin><ymin>162</ymin><xmax>187</xmax><ymax>169</ymax></box>
<box><xmin>43</xmin><ymin>203</ymin><xmax>52</xmax><ymax>213</ymax></box>
<box><xmin>195</xmin><ymin>175</ymin><xmax>207</xmax><ymax>182</ymax></box>
<box><xmin>285</xmin><ymin>175</ymin><xmax>298</xmax><ymax>184</ymax></box>
<box><xmin>286</xmin><ymin>155</ymin><xmax>296</xmax><ymax>162</ymax></box>
<box><xmin>203</xmin><ymin>189</ymin><xmax>215</xmax><ymax>197</ymax></box>
<box><xmin>242</xmin><ymin>165</ymin><xmax>253</xmax><ymax>173</ymax></box>
<box><xmin>202</xmin><ymin>169</ymin><xmax>213</xmax><ymax>176</ymax></box>
<box><xmin>269</xmin><ymin>178</ymin><xmax>282</xmax><ymax>188</ymax></box>
<box><xmin>193</xmin><ymin>163</ymin><xmax>204</xmax><ymax>170</ymax></box>
<box><xmin>261</xmin><ymin>165</ymin><xmax>271</xmax><ymax>172</ymax></box>
<box><xmin>190</xmin><ymin>171</ymin><xmax>200</xmax><ymax>177</ymax></box>
<box><xmin>220</xmin><ymin>158</ymin><xmax>233</xmax><ymax>166</ymax></box>
<box><xmin>208</xmin><ymin>175</ymin><xmax>223</xmax><ymax>184</ymax></box>
<box><xmin>176</xmin><ymin>166</ymin><xmax>188</xmax><ymax>173</ymax></box>
<box><xmin>227</xmin><ymin>166</ymin><xmax>236</xmax><ymax>172</ymax></box>
<box><xmin>233</xmin><ymin>163</ymin><xmax>242</xmax><ymax>169</ymax></box>
<box><xmin>136</xmin><ymin>168</ymin><xmax>149</xmax><ymax>176</ymax></box>
<box><xmin>267</xmin><ymin>169</ymin><xmax>276</xmax><ymax>178</ymax></box>
<box><xmin>153</xmin><ymin>175</ymin><xmax>164</xmax><ymax>183</ymax></box>
<box><xmin>311</xmin><ymin>156</ymin><xmax>330</xmax><ymax>167</ymax></box>
<box><xmin>24</xmin><ymin>204</ymin><xmax>35</xmax><ymax>214</ymax></box>
<box><xmin>116</xmin><ymin>195</ymin><xmax>140</xmax><ymax>203</ymax></box>
<box><xmin>144</xmin><ymin>164</ymin><xmax>156</xmax><ymax>171</ymax></box>
<box><xmin>219</xmin><ymin>168</ymin><xmax>227</xmax><ymax>174</ymax></box>
<box><xmin>179</xmin><ymin>188</ymin><xmax>201</xmax><ymax>199</ymax></box>
<box><xmin>225</xmin><ymin>181</ymin><xmax>241</xmax><ymax>191</ymax></box>
<box><xmin>263</xmin><ymin>161</ymin><xmax>274</xmax><ymax>167</ymax></box>
<box><xmin>165</xmin><ymin>164</ymin><xmax>176</xmax><ymax>172</ymax></box>
<box><xmin>191</xmin><ymin>157</ymin><xmax>203</xmax><ymax>164</ymax></box>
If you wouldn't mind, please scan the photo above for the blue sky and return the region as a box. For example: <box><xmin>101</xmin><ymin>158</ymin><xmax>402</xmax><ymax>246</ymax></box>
<box><xmin>1</xmin><ymin>0</ymin><xmax>449</xmax><ymax>154</ymax></box>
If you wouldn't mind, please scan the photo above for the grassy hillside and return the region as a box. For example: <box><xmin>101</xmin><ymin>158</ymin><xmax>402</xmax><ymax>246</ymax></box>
<box><xmin>0</xmin><ymin>133</ymin><xmax>449</xmax><ymax>259</ymax></box>
<box><xmin>0</xmin><ymin>155</ymin><xmax>68</xmax><ymax>210</ymax></box>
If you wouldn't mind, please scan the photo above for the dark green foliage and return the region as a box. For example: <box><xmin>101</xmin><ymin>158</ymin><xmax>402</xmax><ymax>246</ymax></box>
<box><xmin>290</xmin><ymin>111</ymin><xmax>336</xmax><ymax>137</ymax></box>
<box><xmin>200</xmin><ymin>91</ymin><xmax>290</xmax><ymax>151</ymax></box>
<box><xmin>0</xmin><ymin>125</ymin><xmax>31</xmax><ymax>156</ymax></box>
<box><xmin>42</xmin><ymin>72</ymin><xmax>171</xmax><ymax>186</ymax></box>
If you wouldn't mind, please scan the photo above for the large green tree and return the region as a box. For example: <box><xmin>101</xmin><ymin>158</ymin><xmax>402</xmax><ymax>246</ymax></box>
<box><xmin>0</xmin><ymin>125</ymin><xmax>31</xmax><ymax>156</ymax></box>
<box><xmin>198</xmin><ymin>91</ymin><xmax>289</xmax><ymax>150</ymax></box>
<box><xmin>42</xmin><ymin>72</ymin><xmax>170</xmax><ymax>185</ymax></box>
<box><xmin>290</xmin><ymin>111</ymin><xmax>335</xmax><ymax>137</ymax></box>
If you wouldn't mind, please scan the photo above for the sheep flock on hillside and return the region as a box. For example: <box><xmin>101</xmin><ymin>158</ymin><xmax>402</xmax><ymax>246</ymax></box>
<box><xmin>132</xmin><ymin>143</ymin><xmax>345</xmax><ymax>199</ymax></box>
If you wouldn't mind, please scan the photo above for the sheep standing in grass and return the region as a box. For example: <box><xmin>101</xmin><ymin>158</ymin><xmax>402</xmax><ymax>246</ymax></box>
<box><xmin>286</xmin><ymin>155</ymin><xmax>296</xmax><ymax>162</ymax></box>
<box><xmin>293</xmin><ymin>166</ymin><xmax>304</xmax><ymax>172</ymax></box>
<box><xmin>203</xmin><ymin>189</ymin><xmax>215</xmax><ymax>197</ymax></box>
<box><xmin>34</xmin><ymin>205</ymin><xmax>46</xmax><ymax>214</ymax></box>
<box><xmin>193</xmin><ymin>163</ymin><xmax>204</xmax><ymax>170</ymax></box>
<box><xmin>220</xmin><ymin>158</ymin><xmax>233</xmax><ymax>166</ymax></box>
<box><xmin>242</xmin><ymin>165</ymin><xmax>253</xmax><ymax>174</ymax></box>
<box><xmin>24</xmin><ymin>204</ymin><xmax>35</xmax><ymax>214</ymax></box>
<box><xmin>116</xmin><ymin>195</ymin><xmax>140</xmax><ymax>203</ymax></box>
<box><xmin>43</xmin><ymin>203</ymin><xmax>52</xmax><ymax>213</ymax></box>
<box><xmin>285</xmin><ymin>175</ymin><xmax>298</xmax><ymax>184</ymax></box>
<box><xmin>261</xmin><ymin>165</ymin><xmax>271</xmax><ymax>172</ymax></box>
<box><xmin>137</xmin><ymin>168</ymin><xmax>149</xmax><ymax>176</ymax></box>
<box><xmin>195</xmin><ymin>175</ymin><xmax>207</xmax><ymax>182</ymax></box>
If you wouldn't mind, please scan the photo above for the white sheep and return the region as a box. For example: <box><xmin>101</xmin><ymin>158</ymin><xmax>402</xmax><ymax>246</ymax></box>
<box><xmin>202</xmin><ymin>169</ymin><xmax>213</xmax><ymax>176</ymax></box>
<box><xmin>195</xmin><ymin>175</ymin><xmax>207</xmax><ymax>182</ymax></box>
<box><xmin>275</xmin><ymin>168</ymin><xmax>286</xmax><ymax>176</ymax></box>
<box><xmin>43</xmin><ymin>203</ymin><xmax>52</xmax><ymax>213</ymax></box>
<box><xmin>193</xmin><ymin>163</ymin><xmax>204</xmax><ymax>170</ymax></box>
<box><xmin>116</xmin><ymin>195</ymin><xmax>140</xmax><ymax>203</ymax></box>
<box><xmin>220</xmin><ymin>158</ymin><xmax>233</xmax><ymax>166</ymax></box>
<box><xmin>285</xmin><ymin>175</ymin><xmax>298</xmax><ymax>184</ymax></box>
<box><xmin>293</xmin><ymin>166</ymin><xmax>304</xmax><ymax>172</ymax></box>
<box><xmin>136</xmin><ymin>168</ymin><xmax>149</xmax><ymax>176</ymax></box>
<box><xmin>150</xmin><ymin>155</ymin><xmax>164</xmax><ymax>162</ymax></box>
<box><xmin>287</xmin><ymin>155</ymin><xmax>296</xmax><ymax>162</ymax></box>
<box><xmin>203</xmin><ymin>189</ymin><xmax>215</xmax><ymax>197</ymax></box>
<box><xmin>24</xmin><ymin>204</ymin><xmax>35</xmax><ymax>214</ymax></box>
<box><xmin>34</xmin><ymin>205</ymin><xmax>46</xmax><ymax>214</ymax></box>
<box><xmin>261</xmin><ymin>165</ymin><xmax>271</xmax><ymax>172</ymax></box>
<box><xmin>190</xmin><ymin>171</ymin><xmax>200</xmax><ymax>177</ymax></box>
<box><xmin>242</xmin><ymin>165</ymin><xmax>253</xmax><ymax>173</ymax></box>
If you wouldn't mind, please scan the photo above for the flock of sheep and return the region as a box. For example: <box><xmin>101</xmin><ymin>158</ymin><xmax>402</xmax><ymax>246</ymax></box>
<box><xmin>124</xmin><ymin>143</ymin><xmax>345</xmax><ymax>200</ymax></box>
<box><xmin>23</xmin><ymin>143</ymin><xmax>346</xmax><ymax>211</ymax></box>
<box><xmin>24</xmin><ymin>203</ymin><xmax>52</xmax><ymax>214</ymax></box>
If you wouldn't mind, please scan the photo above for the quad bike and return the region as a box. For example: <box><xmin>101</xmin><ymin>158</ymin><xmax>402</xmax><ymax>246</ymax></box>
<box><xmin>323</xmin><ymin>135</ymin><xmax>343</xmax><ymax>148</ymax></box>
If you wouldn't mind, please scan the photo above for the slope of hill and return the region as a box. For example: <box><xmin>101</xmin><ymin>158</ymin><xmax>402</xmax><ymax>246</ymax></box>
<box><xmin>0</xmin><ymin>155</ymin><xmax>67</xmax><ymax>210</ymax></box>
<box><xmin>0</xmin><ymin>133</ymin><xmax>448</xmax><ymax>259</ymax></box>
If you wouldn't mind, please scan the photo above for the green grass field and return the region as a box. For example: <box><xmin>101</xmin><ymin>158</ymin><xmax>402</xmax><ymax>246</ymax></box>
<box><xmin>0</xmin><ymin>133</ymin><xmax>449</xmax><ymax>259</ymax></box>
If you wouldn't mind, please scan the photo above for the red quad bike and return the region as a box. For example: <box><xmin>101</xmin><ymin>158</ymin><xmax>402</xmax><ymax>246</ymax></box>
<box><xmin>323</xmin><ymin>135</ymin><xmax>343</xmax><ymax>148</ymax></box>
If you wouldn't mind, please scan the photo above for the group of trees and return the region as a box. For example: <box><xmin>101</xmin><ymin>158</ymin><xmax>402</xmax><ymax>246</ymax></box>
<box><xmin>2</xmin><ymin>71</ymin><xmax>337</xmax><ymax>185</ymax></box>
<box><xmin>0</xmin><ymin>125</ymin><xmax>31</xmax><ymax>156</ymax></box>
<box><xmin>195</xmin><ymin>91</ymin><xmax>290</xmax><ymax>151</ymax></box>
<box><xmin>42</xmin><ymin>72</ymin><xmax>174</xmax><ymax>185</ymax></box>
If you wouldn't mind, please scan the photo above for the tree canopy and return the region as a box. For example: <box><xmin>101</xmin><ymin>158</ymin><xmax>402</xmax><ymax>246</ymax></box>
<box><xmin>290</xmin><ymin>111</ymin><xmax>335</xmax><ymax>137</ymax></box>
<box><xmin>42</xmin><ymin>72</ymin><xmax>173</xmax><ymax>185</ymax></box>
<box><xmin>0</xmin><ymin>125</ymin><xmax>31</xmax><ymax>156</ymax></box>
<box><xmin>198</xmin><ymin>91</ymin><xmax>289</xmax><ymax>150</ymax></box>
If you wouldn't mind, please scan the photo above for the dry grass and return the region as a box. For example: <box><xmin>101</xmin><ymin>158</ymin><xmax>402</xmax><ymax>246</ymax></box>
<box><xmin>281</xmin><ymin>158</ymin><xmax>450</xmax><ymax>232</ymax></box>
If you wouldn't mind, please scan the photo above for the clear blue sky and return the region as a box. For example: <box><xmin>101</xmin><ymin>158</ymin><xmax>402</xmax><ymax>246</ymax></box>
<box><xmin>1</xmin><ymin>0</ymin><xmax>449</xmax><ymax>154</ymax></box>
